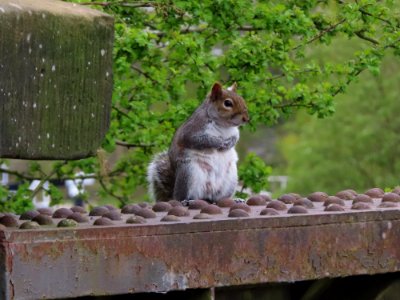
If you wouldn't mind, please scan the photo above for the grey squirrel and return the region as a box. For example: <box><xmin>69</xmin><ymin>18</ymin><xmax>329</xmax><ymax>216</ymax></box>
<box><xmin>147</xmin><ymin>82</ymin><xmax>249</xmax><ymax>203</ymax></box>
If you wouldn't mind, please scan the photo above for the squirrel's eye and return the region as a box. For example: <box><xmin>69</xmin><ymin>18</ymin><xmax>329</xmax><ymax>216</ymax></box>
<box><xmin>224</xmin><ymin>99</ymin><xmax>233</xmax><ymax>108</ymax></box>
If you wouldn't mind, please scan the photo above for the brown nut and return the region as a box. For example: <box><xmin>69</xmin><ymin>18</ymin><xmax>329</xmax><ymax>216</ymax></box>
<box><xmin>288</xmin><ymin>206</ymin><xmax>308</xmax><ymax>214</ymax></box>
<box><xmin>324</xmin><ymin>196</ymin><xmax>346</xmax><ymax>207</ymax></box>
<box><xmin>103</xmin><ymin>211</ymin><xmax>122</xmax><ymax>221</ymax></box>
<box><xmin>246</xmin><ymin>195</ymin><xmax>268</xmax><ymax>206</ymax></box>
<box><xmin>335</xmin><ymin>190</ymin><xmax>355</xmax><ymax>200</ymax></box>
<box><xmin>104</xmin><ymin>204</ymin><xmax>118</xmax><ymax>211</ymax></box>
<box><xmin>293</xmin><ymin>198</ymin><xmax>314</xmax><ymax>209</ymax></box>
<box><xmin>57</xmin><ymin>219</ymin><xmax>78</xmax><ymax>228</ymax></box>
<box><xmin>364</xmin><ymin>188</ymin><xmax>384</xmax><ymax>198</ymax></box>
<box><xmin>307</xmin><ymin>192</ymin><xmax>328</xmax><ymax>202</ymax></box>
<box><xmin>200</xmin><ymin>205</ymin><xmax>222</xmax><ymax>215</ymax></box>
<box><xmin>351</xmin><ymin>202</ymin><xmax>371</xmax><ymax>210</ymax></box>
<box><xmin>89</xmin><ymin>206</ymin><xmax>109</xmax><ymax>216</ymax></box>
<box><xmin>382</xmin><ymin>192</ymin><xmax>400</xmax><ymax>203</ymax></box>
<box><xmin>20</xmin><ymin>210</ymin><xmax>40</xmax><ymax>220</ymax></box>
<box><xmin>32</xmin><ymin>214</ymin><xmax>54</xmax><ymax>226</ymax></box>
<box><xmin>19</xmin><ymin>221</ymin><xmax>40</xmax><ymax>230</ymax></box>
<box><xmin>0</xmin><ymin>215</ymin><xmax>18</xmax><ymax>227</ymax></box>
<box><xmin>126</xmin><ymin>216</ymin><xmax>147</xmax><ymax>224</ymax></box>
<box><xmin>152</xmin><ymin>202</ymin><xmax>173</xmax><ymax>212</ymax></box>
<box><xmin>324</xmin><ymin>204</ymin><xmax>345</xmax><ymax>212</ymax></box>
<box><xmin>188</xmin><ymin>200</ymin><xmax>209</xmax><ymax>210</ymax></box>
<box><xmin>71</xmin><ymin>206</ymin><xmax>87</xmax><ymax>214</ymax></box>
<box><xmin>378</xmin><ymin>202</ymin><xmax>398</xmax><ymax>208</ymax></box>
<box><xmin>260</xmin><ymin>208</ymin><xmax>279</xmax><ymax>216</ymax></box>
<box><xmin>392</xmin><ymin>187</ymin><xmax>400</xmax><ymax>195</ymax></box>
<box><xmin>168</xmin><ymin>200</ymin><xmax>183</xmax><ymax>207</ymax></box>
<box><xmin>167</xmin><ymin>206</ymin><xmax>190</xmax><ymax>217</ymax></box>
<box><xmin>228</xmin><ymin>209</ymin><xmax>249</xmax><ymax>218</ymax></box>
<box><xmin>138</xmin><ymin>202</ymin><xmax>150</xmax><ymax>208</ymax></box>
<box><xmin>67</xmin><ymin>212</ymin><xmax>89</xmax><ymax>223</ymax></box>
<box><xmin>229</xmin><ymin>203</ymin><xmax>251</xmax><ymax>213</ymax></box>
<box><xmin>121</xmin><ymin>204</ymin><xmax>142</xmax><ymax>214</ymax></box>
<box><xmin>53</xmin><ymin>208</ymin><xmax>73</xmax><ymax>218</ymax></box>
<box><xmin>135</xmin><ymin>208</ymin><xmax>157</xmax><ymax>219</ymax></box>
<box><xmin>93</xmin><ymin>217</ymin><xmax>114</xmax><ymax>226</ymax></box>
<box><xmin>266</xmin><ymin>201</ymin><xmax>287</xmax><ymax>211</ymax></box>
<box><xmin>352</xmin><ymin>194</ymin><xmax>373</xmax><ymax>204</ymax></box>
<box><xmin>193</xmin><ymin>213</ymin><xmax>212</xmax><ymax>220</ymax></box>
<box><xmin>161</xmin><ymin>215</ymin><xmax>181</xmax><ymax>222</ymax></box>
<box><xmin>278</xmin><ymin>194</ymin><xmax>296</xmax><ymax>204</ymax></box>
<box><xmin>37</xmin><ymin>208</ymin><xmax>53</xmax><ymax>216</ymax></box>
<box><xmin>217</xmin><ymin>198</ymin><xmax>236</xmax><ymax>208</ymax></box>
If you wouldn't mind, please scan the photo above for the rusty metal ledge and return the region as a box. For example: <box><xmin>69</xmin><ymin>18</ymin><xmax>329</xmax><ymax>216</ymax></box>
<box><xmin>1</xmin><ymin>205</ymin><xmax>400</xmax><ymax>299</ymax></box>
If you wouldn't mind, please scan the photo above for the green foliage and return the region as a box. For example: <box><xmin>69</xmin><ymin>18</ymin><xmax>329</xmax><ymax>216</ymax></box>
<box><xmin>238</xmin><ymin>153</ymin><xmax>272</xmax><ymax>196</ymax></box>
<box><xmin>0</xmin><ymin>183</ymin><xmax>34</xmax><ymax>214</ymax></box>
<box><xmin>282</xmin><ymin>53</ymin><xmax>400</xmax><ymax>195</ymax></box>
<box><xmin>3</xmin><ymin>0</ymin><xmax>400</xmax><ymax>210</ymax></box>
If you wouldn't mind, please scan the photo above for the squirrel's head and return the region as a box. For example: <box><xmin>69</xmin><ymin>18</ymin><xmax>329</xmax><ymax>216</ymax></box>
<box><xmin>208</xmin><ymin>82</ymin><xmax>249</xmax><ymax>127</ymax></box>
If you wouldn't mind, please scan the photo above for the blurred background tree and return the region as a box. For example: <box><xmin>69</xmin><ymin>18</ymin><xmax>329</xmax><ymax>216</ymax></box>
<box><xmin>1</xmin><ymin>0</ymin><xmax>400</xmax><ymax>212</ymax></box>
<box><xmin>281</xmin><ymin>51</ymin><xmax>400</xmax><ymax>195</ymax></box>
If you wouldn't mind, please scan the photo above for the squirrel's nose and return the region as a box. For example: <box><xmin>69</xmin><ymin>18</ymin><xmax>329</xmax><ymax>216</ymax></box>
<box><xmin>242</xmin><ymin>113</ymin><xmax>249</xmax><ymax>123</ymax></box>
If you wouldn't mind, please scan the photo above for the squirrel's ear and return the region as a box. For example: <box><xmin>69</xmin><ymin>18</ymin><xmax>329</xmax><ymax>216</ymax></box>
<box><xmin>210</xmin><ymin>82</ymin><xmax>223</xmax><ymax>101</ymax></box>
<box><xmin>227</xmin><ymin>82</ymin><xmax>237</xmax><ymax>92</ymax></box>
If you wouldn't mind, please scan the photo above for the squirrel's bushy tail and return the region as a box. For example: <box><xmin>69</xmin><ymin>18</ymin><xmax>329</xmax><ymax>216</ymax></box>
<box><xmin>147</xmin><ymin>151</ymin><xmax>174</xmax><ymax>202</ymax></box>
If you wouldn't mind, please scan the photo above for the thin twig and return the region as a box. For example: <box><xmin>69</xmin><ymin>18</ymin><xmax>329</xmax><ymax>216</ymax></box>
<box><xmin>272</xmin><ymin>103</ymin><xmax>315</xmax><ymax>109</ymax></box>
<box><xmin>131</xmin><ymin>65</ymin><xmax>161</xmax><ymax>85</ymax></box>
<box><xmin>292</xmin><ymin>19</ymin><xmax>346</xmax><ymax>51</ymax></box>
<box><xmin>355</xmin><ymin>31</ymin><xmax>379</xmax><ymax>45</ymax></box>
<box><xmin>0</xmin><ymin>168</ymin><xmax>119</xmax><ymax>181</ymax></box>
<box><xmin>98</xmin><ymin>177</ymin><xmax>125</xmax><ymax>202</ymax></box>
<box><xmin>112</xmin><ymin>105</ymin><xmax>134</xmax><ymax>121</ymax></box>
<box><xmin>29</xmin><ymin>161</ymin><xmax>67</xmax><ymax>201</ymax></box>
<box><xmin>266</xmin><ymin>69</ymin><xmax>320</xmax><ymax>82</ymax></box>
<box><xmin>359</xmin><ymin>8</ymin><xmax>396</xmax><ymax>27</ymax></box>
<box><xmin>78</xmin><ymin>1</ymin><xmax>156</xmax><ymax>8</ymax></box>
<box><xmin>116</xmin><ymin>140</ymin><xmax>155</xmax><ymax>149</ymax></box>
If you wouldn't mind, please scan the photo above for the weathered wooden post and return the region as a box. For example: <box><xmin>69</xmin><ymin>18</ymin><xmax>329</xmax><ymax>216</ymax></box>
<box><xmin>0</xmin><ymin>0</ymin><xmax>114</xmax><ymax>160</ymax></box>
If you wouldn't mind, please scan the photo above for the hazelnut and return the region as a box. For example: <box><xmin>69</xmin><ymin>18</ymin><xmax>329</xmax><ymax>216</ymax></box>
<box><xmin>121</xmin><ymin>204</ymin><xmax>142</xmax><ymax>214</ymax></box>
<box><xmin>260</xmin><ymin>208</ymin><xmax>279</xmax><ymax>216</ymax></box>
<box><xmin>307</xmin><ymin>192</ymin><xmax>328</xmax><ymax>202</ymax></box>
<box><xmin>217</xmin><ymin>198</ymin><xmax>236</xmax><ymax>208</ymax></box>
<box><xmin>228</xmin><ymin>209</ymin><xmax>249</xmax><ymax>218</ymax></box>
<box><xmin>53</xmin><ymin>208</ymin><xmax>73</xmax><ymax>218</ymax></box>
<box><xmin>200</xmin><ymin>205</ymin><xmax>222</xmax><ymax>215</ymax></box>
<box><xmin>266</xmin><ymin>201</ymin><xmax>287</xmax><ymax>211</ymax></box>
<box><xmin>167</xmin><ymin>206</ymin><xmax>190</xmax><ymax>217</ymax></box>
<box><xmin>93</xmin><ymin>217</ymin><xmax>114</xmax><ymax>226</ymax></box>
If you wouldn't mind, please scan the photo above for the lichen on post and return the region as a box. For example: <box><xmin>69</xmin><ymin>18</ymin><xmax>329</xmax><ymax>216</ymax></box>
<box><xmin>0</xmin><ymin>0</ymin><xmax>114</xmax><ymax>159</ymax></box>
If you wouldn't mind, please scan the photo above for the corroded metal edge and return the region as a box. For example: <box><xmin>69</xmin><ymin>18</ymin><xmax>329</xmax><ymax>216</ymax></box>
<box><xmin>1</xmin><ymin>209</ymin><xmax>400</xmax><ymax>299</ymax></box>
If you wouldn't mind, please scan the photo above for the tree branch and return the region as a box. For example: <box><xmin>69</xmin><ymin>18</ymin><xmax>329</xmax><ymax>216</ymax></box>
<box><xmin>355</xmin><ymin>31</ymin><xmax>380</xmax><ymax>45</ymax></box>
<box><xmin>131</xmin><ymin>65</ymin><xmax>161</xmax><ymax>85</ymax></box>
<box><xmin>272</xmin><ymin>102</ymin><xmax>315</xmax><ymax>109</ymax></box>
<box><xmin>29</xmin><ymin>161</ymin><xmax>68</xmax><ymax>201</ymax></box>
<box><xmin>98</xmin><ymin>177</ymin><xmax>125</xmax><ymax>203</ymax></box>
<box><xmin>292</xmin><ymin>19</ymin><xmax>346</xmax><ymax>51</ymax></box>
<box><xmin>77</xmin><ymin>1</ymin><xmax>156</xmax><ymax>8</ymax></box>
<box><xmin>0</xmin><ymin>167</ymin><xmax>121</xmax><ymax>182</ymax></box>
<box><xmin>359</xmin><ymin>8</ymin><xmax>397</xmax><ymax>27</ymax></box>
<box><xmin>266</xmin><ymin>69</ymin><xmax>320</xmax><ymax>82</ymax></box>
<box><xmin>112</xmin><ymin>105</ymin><xmax>134</xmax><ymax>121</ymax></box>
<box><xmin>116</xmin><ymin>140</ymin><xmax>155</xmax><ymax>149</ymax></box>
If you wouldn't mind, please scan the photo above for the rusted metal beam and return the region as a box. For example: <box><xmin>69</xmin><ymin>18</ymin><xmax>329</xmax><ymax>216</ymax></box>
<box><xmin>1</xmin><ymin>195</ymin><xmax>400</xmax><ymax>299</ymax></box>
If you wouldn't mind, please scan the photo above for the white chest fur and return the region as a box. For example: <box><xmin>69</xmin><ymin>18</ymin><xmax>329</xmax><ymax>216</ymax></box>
<box><xmin>204</xmin><ymin>122</ymin><xmax>239</xmax><ymax>141</ymax></box>
<box><xmin>185</xmin><ymin>122</ymin><xmax>240</xmax><ymax>201</ymax></box>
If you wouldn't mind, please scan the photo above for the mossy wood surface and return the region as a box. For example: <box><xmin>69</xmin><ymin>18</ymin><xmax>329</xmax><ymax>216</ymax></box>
<box><xmin>0</xmin><ymin>0</ymin><xmax>113</xmax><ymax>159</ymax></box>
